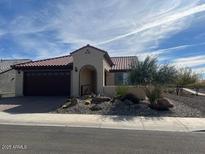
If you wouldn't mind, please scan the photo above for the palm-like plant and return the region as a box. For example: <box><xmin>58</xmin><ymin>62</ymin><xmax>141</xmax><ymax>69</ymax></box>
<box><xmin>129</xmin><ymin>56</ymin><xmax>199</xmax><ymax>87</ymax></box>
<box><xmin>129</xmin><ymin>56</ymin><xmax>158</xmax><ymax>85</ymax></box>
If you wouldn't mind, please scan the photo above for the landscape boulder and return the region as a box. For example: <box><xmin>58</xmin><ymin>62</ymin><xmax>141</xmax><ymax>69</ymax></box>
<box><xmin>62</xmin><ymin>104</ymin><xmax>69</xmax><ymax>109</ymax></box>
<box><xmin>84</xmin><ymin>99</ymin><xmax>92</xmax><ymax>105</ymax></box>
<box><xmin>149</xmin><ymin>98</ymin><xmax>174</xmax><ymax>110</ymax></box>
<box><xmin>157</xmin><ymin>98</ymin><xmax>174</xmax><ymax>108</ymax></box>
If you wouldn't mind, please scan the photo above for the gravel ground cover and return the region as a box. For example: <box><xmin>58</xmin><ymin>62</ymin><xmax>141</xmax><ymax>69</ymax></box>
<box><xmin>165</xmin><ymin>93</ymin><xmax>205</xmax><ymax>117</ymax></box>
<box><xmin>56</xmin><ymin>93</ymin><xmax>205</xmax><ymax>117</ymax></box>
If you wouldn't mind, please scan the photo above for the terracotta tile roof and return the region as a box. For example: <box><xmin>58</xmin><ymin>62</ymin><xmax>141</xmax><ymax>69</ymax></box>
<box><xmin>110</xmin><ymin>56</ymin><xmax>136</xmax><ymax>71</ymax></box>
<box><xmin>0</xmin><ymin>59</ymin><xmax>31</xmax><ymax>73</ymax></box>
<box><xmin>13</xmin><ymin>55</ymin><xmax>73</xmax><ymax>69</ymax></box>
<box><xmin>13</xmin><ymin>54</ymin><xmax>136</xmax><ymax>71</ymax></box>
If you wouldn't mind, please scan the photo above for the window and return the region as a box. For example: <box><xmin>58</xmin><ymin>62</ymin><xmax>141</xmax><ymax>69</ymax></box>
<box><xmin>115</xmin><ymin>72</ymin><xmax>129</xmax><ymax>85</ymax></box>
<box><xmin>123</xmin><ymin>72</ymin><xmax>129</xmax><ymax>85</ymax></box>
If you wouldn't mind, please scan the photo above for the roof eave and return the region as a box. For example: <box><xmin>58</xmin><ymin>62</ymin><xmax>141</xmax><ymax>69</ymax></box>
<box><xmin>13</xmin><ymin>63</ymin><xmax>73</xmax><ymax>70</ymax></box>
<box><xmin>104</xmin><ymin>52</ymin><xmax>114</xmax><ymax>67</ymax></box>
<box><xmin>110</xmin><ymin>69</ymin><xmax>131</xmax><ymax>72</ymax></box>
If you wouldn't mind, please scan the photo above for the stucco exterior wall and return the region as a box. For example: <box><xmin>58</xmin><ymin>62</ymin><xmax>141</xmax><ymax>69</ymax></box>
<box><xmin>71</xmin><ymin>46</ymin><xmax>111</xmax><ymax>96</ymax></box>
<box><xmin>0</xmin><ymin>69</ymin><xmax>16</xmax><ymax>97</ymax></box>
<box><xmin>0</xmin><ymin>69</ymin><xmax>23</xmax><ymax>97</ymax></box>
<box><xmin>80</xmin><ymin>68</ymin><xmax>93</xmax><ymax>86</ymax></box>
<box><xmin>15</xmin><ymin>70</ymin><xmax>24</xmax><ymax>96</ymax></box>
<box><xmin>103</xmin><ymin>58</ymin><xmax>111</xmax><ymax>86</ymax></box>
<box><xmin>106</xmin><ymin>72</ymin><xmax>115</xmax><ymax>85</ymax></box>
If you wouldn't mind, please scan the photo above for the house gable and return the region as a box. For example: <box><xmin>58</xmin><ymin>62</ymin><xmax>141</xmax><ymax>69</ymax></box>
<box><xmin>71</xmin><ymin>44</ymin><xmax>113</xmax><ymax>67</ymax></box>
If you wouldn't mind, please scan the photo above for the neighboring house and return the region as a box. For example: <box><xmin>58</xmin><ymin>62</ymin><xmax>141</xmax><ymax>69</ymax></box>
<box><xmin>0</xmin><ymin>59</ymin><xmax>31</xmax><ymax>97</ymax></box>
<box><xmin>12</xmin><ymin>45</ymin><xmax>136</xmax><ymax>97</ymax></box>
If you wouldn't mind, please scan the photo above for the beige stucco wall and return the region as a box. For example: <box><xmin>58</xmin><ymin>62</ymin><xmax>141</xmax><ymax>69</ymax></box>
<box><xmin>71</xmin><ymin>46</ymin><xmax>111</xmax><ymax>96</ymax></box>
<box><xmin>15</xmin><ymin>70</ymin><xmax>24</xmax><ymax>96</ymax></box>
<box><xmin>106</xmin><ymin>72</ymin><xmax>115</xmax><ymax>85</ymax></box>
<box><xmin>103</xmin><ymin>86</ymin><xmax>146</xmax><ymax>100</ymax></box>
<box><xmin>0</xmin><ymin>69</ymin><xmax>16</xmax><ymax>97</ymax></box>
<box><xmin>0</xmin><ymin>69</ymin><xmax>23</xmax><ymax>97</ymax></box>
<box><xmin>80</xmin><ymin>68</ymin><xmax>93</xmax><ymax>86</ymax></box>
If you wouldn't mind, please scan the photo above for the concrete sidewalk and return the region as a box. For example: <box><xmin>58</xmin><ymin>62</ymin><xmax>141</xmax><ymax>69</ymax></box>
<box><xmin>183</xmin><ymin>88</ymin><xmax>205</xmax><ymax>96</ymax></box>
<box><xmin>0</xmin><ymin>112</ymin><xmax>204</xmax><ymax>132</ymax></box>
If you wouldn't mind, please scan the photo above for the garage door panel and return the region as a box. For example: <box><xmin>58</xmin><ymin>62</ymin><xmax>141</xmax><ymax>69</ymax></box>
<box><xmin>24</xmin><ymin>71</ymin><xmax>70</xmax><ymax>96</ymax></box>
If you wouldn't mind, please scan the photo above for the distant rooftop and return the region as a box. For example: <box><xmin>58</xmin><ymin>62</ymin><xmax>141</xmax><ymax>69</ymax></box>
<box><xmin>0</xmin><ymin>59</ymin><xmax>31</xmax><ymax>73</ymax></box>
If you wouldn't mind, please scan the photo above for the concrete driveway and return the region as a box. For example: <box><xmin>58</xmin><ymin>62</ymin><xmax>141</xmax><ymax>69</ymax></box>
<box><xmin>0</xmin><ymin>96</ymin><xmax>67</xmax><ymax>114</ymax></box>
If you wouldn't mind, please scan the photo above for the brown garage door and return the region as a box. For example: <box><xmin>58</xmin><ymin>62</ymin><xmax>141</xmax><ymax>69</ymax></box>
<box><xmin>24</xmin><ymin>71</ymin><xmax>70</xmax><ymax>96</ymax></box>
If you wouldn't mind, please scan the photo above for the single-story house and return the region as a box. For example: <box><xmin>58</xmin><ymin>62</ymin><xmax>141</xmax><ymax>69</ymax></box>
<box><xmin>0</xmin><ymin>59</ymin><xmax>31</xmax><ymax>97</ymax></box>
<box><xmin>12</xmin><ymin>45</ymin><xmax>136</xmax><ymax>97</ymax></box>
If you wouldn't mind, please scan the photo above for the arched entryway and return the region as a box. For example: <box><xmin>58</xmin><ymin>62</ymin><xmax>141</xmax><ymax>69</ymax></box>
<box><xmin>79</xmin><ymin>65</ymin><xmax>97</xmax><ymax>96</ymax></box>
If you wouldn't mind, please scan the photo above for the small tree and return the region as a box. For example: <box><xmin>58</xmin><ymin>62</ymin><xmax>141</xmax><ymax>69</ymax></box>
<box><xmin>129</xmin><ymin>56</ymin><xmax>199</xmax><ymax>89</ymax></box>
<box><xmin>175</xmin><ymin>67</ymin><xmax>199</xmax><ymax>87</ymax></box>
<box><xmin>129</xmin><ymin>56</ymin><xmax>158</xmax><ymax>85</ymax></box>
<box><xmin>154</xmin><ymin>64</ymin><xmax>178</xmax><ymax>85</ymax></box>
<box><xmin>129</xmin><ymin>56</ymin><xmax>177</xmax><ymax>86</ymax></box>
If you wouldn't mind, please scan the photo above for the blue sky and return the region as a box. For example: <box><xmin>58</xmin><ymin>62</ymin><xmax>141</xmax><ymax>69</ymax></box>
<box><xmin>0</xmin><ymin>0</ymin><xmax>205</xmax><ymax>78</ymax></box>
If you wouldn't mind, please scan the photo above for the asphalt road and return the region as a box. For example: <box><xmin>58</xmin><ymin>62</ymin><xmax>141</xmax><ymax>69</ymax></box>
<box><xmin>0</xmin><ymin>125</ymin><xmax>204</xmax><ymax>154</ymax></box>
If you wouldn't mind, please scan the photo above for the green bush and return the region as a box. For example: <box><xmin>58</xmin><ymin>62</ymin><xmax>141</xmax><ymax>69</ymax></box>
<box><xmin>120</xmin><ymin>93</ymin><xmax>140</xmax><ymax>104</ymax></box>
<box><xmin>116</xmin><ymin>86</ymin><xmax>128</xmax><ymax>97</ymax></box>
<box><xmin>145</xmin><ymin>86</ymin><xmax>162</xmax><ymax>105</ymax></box>
<box><xmin>175</xmin><ymin>67</ymin><xmax>199</xmax><ymax>87</ymax></box>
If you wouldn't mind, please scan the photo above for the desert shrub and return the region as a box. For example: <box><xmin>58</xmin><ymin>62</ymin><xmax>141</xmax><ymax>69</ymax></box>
<box><xmin>116</xmin><ymin>86</ymin><xmax>128</xmax><ymax>97</ymax></box>
<box><xmin>154</xmin><ymin>64</ymin><xmax>178</xmax><ymax>85</ymax></box>
<box><xmin>129</xmin><ymin>56</ymin><xmax>179</xmax><ymax>85</ymax></box>
<box><xmin>120</xmin><ymin>93</ymin><xmax>140</xmax><ymax>104</ymax></box>
<box><xmin>175</xmin><ymin>67</ymin><xmax>199</xmax><ymax>87</ymax></box>
<box><xmin>145</xmin><ymin>86</ymin><xmax>162</xmax><ymax>105</ymax></box>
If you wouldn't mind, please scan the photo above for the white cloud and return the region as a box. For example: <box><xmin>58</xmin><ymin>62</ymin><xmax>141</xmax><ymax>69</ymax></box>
<box><xmin>192</xmin><ymin>67</ymin><xmax>205</xmax><ymax>78</ymax></box>
<box><xmin>15</xmin><ymin>37</ymin><xmax>69</xmax><ymax>60</ymax></box>
<box><xmin>172</xmin><ymin>55</ymin><xmax>205</xmax><ymax>67</ymax></box>
<box><xmin>46</xmin><ymin>0</ymin><xmax>205</xmax><ymax>57</ymax></box>
<box><xmin>96</xmin><ymin>2</ymin><xmax>205</xmax><ymax>45</ymax></box>
<box><xmin>2</xmin><ymin>0</ymin><xmax>205</xmax><ymax>59</ymax></box>
<box><xmin>141</xmin><ymin>42</ymin><xmax>205</xmax><ymax>60</ymax></box>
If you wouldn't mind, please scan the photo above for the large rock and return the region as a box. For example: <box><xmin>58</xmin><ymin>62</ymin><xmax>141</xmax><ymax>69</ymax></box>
<box><xmin>62</xmin><ymin>104</ymin><xmax>69</xmax><ymax>109</ymax></box>
<box><xmin>121</xmin><ymin>93</ymin><xmax>140</xmax><ymax>104</ymax></box>
<box><xmin>91</xmin><ymin>96</ymin><xmax>111</xmax><ymax>104</ymax></box>
<box><xmin>149</xmin><ymin>98</ymin><xmax>174</xmax><ymax>110</ymax></box>
<box><xmin>157</xmin><ymin>98</ymin><xmax>174</xmax><ymax>108</ymax></box>
<box><xmin>84</xmin><ymin>99</ymin><xmax>92</xmax><ymax>105</ymax></box>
